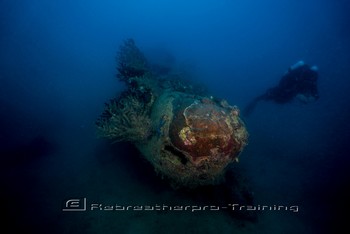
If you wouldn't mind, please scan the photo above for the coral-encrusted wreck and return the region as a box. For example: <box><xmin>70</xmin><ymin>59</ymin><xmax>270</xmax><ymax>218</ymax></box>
<box><xmin>96</xmin><ymin>39</ymin><xmax>248</xmax><ymax>188</ymax></box>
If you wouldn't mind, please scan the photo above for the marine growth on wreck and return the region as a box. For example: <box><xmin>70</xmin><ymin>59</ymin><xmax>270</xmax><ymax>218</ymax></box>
<box><xmin>96</xmin><ymin>39</ymin><xmax>248</xmax><ymax>188</ymax></box>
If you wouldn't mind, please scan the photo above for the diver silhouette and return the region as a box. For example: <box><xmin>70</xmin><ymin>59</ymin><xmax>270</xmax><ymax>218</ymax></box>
<box><xmin>243</xmin><ymin>61</ymin><xmax>319</xmax><ymax>116</ymax></box>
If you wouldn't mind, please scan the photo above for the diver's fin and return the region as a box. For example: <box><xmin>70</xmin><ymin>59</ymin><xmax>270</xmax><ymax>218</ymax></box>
<box><xmin>243</xmin><ymin>95</ymin><xmax>265</xmax><ymax>117</ymax></box>
<box><xmin>243</xmin><ymin>99</ymin><xmax>259</xmax><ymax>117</ymax></box>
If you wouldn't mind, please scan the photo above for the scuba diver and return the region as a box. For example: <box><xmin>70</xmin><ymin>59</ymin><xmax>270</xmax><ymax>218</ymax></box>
<box><xmin>243</xmin><ymin>61</ymin><xmax>319</xmax><ymax>116</ymax></box>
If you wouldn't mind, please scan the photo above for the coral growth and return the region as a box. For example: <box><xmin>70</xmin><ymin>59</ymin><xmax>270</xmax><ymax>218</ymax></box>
<box><xmin>169</xmin><ymin>98</ymin><xmax>248</xmax><ymax>165</ymax></box>
<box><xmin>96</xmin><ymin>38</ymin><xmax>249</xmax><ymax>188</ymax></box>
<box><xmin>96</xmin><ymin>89</ymin><xmax>154</xmax><ymax>142</ymax></box>
<box><xmin>117</xmin><ymin>38</ymin><xmax>148</xmax><ymax>82</ymax></box>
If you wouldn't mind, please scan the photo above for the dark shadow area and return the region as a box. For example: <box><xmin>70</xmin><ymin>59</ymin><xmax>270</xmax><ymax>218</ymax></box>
<box><xmin>0</xmin><ymin>137</ymin><xmax>57</xmax><ymax>233</ymax></box>
<box><xmin>0</xmin><ymin>136</ymin><xmax>55</xmax><ymax>167</ymax></box>
<box><xmin>300</xmin><ymin>121</ymin><xmax>350</xmax><ymax>233</ymax></box>
<box><xmin>94</xmin><ymin>141</ymin><xmax>171</xmax><ymax>194</ymax></box>
<box><xmin>175</xmin><ymin>166</ymin><xmax>257</xmax><ymax>223</ymax></box>
<box><xmin>94</xmin><ymin>141</ymin><xmax>257</xmax><ymax>225</ymax></box>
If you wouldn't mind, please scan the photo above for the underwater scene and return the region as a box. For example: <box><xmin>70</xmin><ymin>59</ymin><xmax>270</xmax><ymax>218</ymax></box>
<box><xmin>1</xmin><ymin>0</ymin><xmax>349</xmax><ymax>233</ymax></box>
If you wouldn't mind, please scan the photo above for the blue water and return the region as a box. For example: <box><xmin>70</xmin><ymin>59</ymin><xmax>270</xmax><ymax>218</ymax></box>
<box><xmin>1</xmin><ymin>0</ymin><xmax>349</xmax><ymax>233</ymax></box>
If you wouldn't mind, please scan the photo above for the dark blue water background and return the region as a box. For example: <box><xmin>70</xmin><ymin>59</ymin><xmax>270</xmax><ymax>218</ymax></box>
<box><xmin>1</xmin><ymin>0</ymin><xmax>349</xmax><ymax>233</ymax></box>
